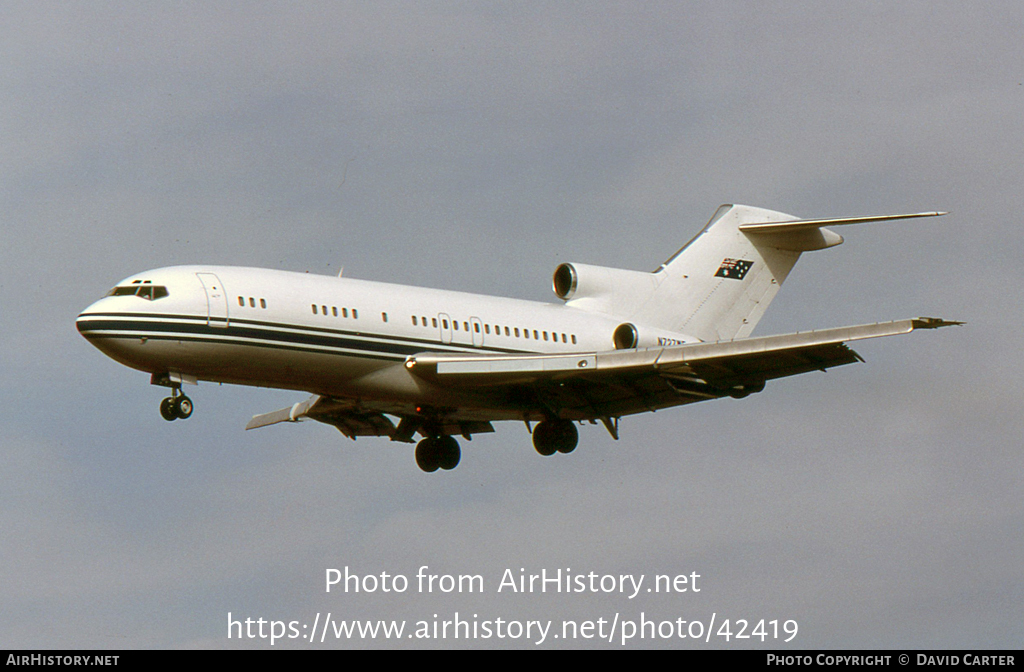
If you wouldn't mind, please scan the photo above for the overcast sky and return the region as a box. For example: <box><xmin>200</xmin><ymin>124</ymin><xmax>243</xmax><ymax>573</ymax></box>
<box><xmin>2</xmin><ymin>1</ymin><xmax>1021</xmax><ymax>649</ymax></box>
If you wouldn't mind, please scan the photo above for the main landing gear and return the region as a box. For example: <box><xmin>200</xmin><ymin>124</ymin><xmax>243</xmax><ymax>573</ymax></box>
<box><xmin>415</xmin><ymin>435</ymin><xmax>461</xmax><ymax>472</ymax></box>
<box><xmin>531</xmin><ymin>419</ymin><xmax>578</xmax><ymax>456</ymax></box>
<box><xmin>413</xmin><ymin>420</ymin><xmax>580</xmax><ymax>472</ymax></box>
<box><xmin>159</xmin><ymin>389</ymin><xmax>193</xmax><ymax>421</ymax></box>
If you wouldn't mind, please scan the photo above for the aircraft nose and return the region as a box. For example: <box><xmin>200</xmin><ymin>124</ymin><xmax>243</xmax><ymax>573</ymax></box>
<box><xmin>75</xmin><ymin>311</ymin><xmax>90</xmax><ymax>335</ymax></box>
<box><xmin>76</xmin><ymin>311</ymin><xmax>91</xmax><ymax>337</ymax></box>
<box><xmin>76</xmin><ymin>299</ymin><xmax>105</xmax><ymax>337</ymax></box>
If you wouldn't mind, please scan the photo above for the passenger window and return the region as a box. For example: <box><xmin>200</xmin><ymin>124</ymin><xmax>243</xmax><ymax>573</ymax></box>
<box><xmin>261</xmin><ymin>299</ymin><xmax>267</xmax><ymax>309</ymax></box>
<box><xmin>412</xmin><ymin>316</ymin><xmax>418</xmax><ymax>326</ymax></box>
<box><xmin>353</xmin><ymin>309</ymin><xmax>358</xmax><ymax>319</ymax></box>
<box><xmin>342</xmin><ymin>308</ymin><xmax>348</xmax><ymax>318</ymax></box>
<box><xmin>238</xmin><ymin>296</ymin><xmax>245</xmax><ymax>307</ymax></box>
<box><xmin>332</xmin><ymin>307</ymin><xmax>338</xmax><ymax>317</ymax></box>
<box><xmin>432</xmin><ymin>318</ymin><xmax>438</xmax><ymax>328</ymax></box>
<box><xmin>249</xmin><ymin>297</ymin><xmax>256</xmax><ymax>307</ymax></box>
<box><xmin>312</xmin><ymin>305</ymin><xmax>318</xmax><ymax>314</ymax></box>
<box><xmin>382</xmin><ymin>312</ymin><xmax>388</xmax><ymax>323</ymax></box>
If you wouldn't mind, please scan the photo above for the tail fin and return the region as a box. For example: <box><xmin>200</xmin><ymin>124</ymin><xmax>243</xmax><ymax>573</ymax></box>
<box><xmin>634</xmin><ymin>204</ymin><xmax>945</xmax><ymax>342</ymax></box>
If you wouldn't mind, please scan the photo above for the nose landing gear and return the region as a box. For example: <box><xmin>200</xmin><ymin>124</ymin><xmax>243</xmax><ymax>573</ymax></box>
<box><xmin>159</xmin><ymin>389</ymin><xmax>193</xmax><ymax>421</ymax></box>
<box><xmin>151</xmin><ymin>373</ymin><xmax>196</xmax><ymax>422</ymax></box>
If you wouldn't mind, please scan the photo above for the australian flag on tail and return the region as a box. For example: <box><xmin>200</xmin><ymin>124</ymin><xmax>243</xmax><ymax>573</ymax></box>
<box><xmin>715</xmin><ymin>258</ymin><xmax>754</xmax><ymax>280</ymax></box>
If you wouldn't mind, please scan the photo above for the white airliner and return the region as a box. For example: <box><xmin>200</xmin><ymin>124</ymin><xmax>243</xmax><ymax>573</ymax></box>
<box><xmin>76</xmin><ymin>204</ymin><xmax>958</xmax><ymax>472</ymax></box>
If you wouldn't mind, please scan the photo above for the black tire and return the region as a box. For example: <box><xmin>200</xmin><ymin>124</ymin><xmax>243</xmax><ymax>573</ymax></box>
<box><xmin>174</xmin><ymin>395</ymin><xmax>193</xmax><ymax>419</ymax></box>
<box><xmin>160</xmin><ymin>397</ymin><xmax>177</xmax><ymax>421</ymax></box>
<box><xmin>436</xmin><ymin>436</ymin><xmax>461</xmax><ymax>471</ymax></box>
<box><xmin>534</xmin><ymin>419</ymin><xmax>579</xmax><ymax>455</ymax></box>
<box><xmin>532</xmin><ymin>421</ymin><xmax>558</xmax><ymax>456</ymax></box>
<box><xmin>415</xmin><ymin>438</ymin><xmax>440</xmax><ymax>472</ymax></box>
<box><xmin>554</xmin><ymin>420</ymin><xmax>579</xmax><ymax>454</ymax></box>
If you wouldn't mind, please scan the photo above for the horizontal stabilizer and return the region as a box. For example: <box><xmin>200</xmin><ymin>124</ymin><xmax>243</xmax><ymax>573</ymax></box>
<box><xmin>738</xmin><ymin>211</ymin><xmax>947</xmax><ymax>234</ymax></box>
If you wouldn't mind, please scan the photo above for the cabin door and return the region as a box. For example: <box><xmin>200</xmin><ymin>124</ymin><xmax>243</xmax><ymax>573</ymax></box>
<box><xmin>196</xmin><ymin>273</ymin><xmax>229</xmax><ymax>328</ymax></box>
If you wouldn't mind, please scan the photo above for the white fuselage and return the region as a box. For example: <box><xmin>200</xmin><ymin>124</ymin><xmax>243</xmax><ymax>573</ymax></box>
<box><xmin>76</xmin><ymin>265</ymin><xmax>686</xmax><ymax>421</ymax></box>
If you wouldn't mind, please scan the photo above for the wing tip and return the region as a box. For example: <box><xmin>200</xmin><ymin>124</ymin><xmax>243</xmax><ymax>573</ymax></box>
<box><xmin>912</xmin><ymin>316</ymin><xmax>965</xmax><ymax>329</ymax></box>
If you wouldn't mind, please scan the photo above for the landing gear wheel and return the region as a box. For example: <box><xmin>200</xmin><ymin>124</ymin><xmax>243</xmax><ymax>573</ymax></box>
<box><xmin>436</xmin><ymin>436</ymin><xmax>461</xmax><ymax>471</ymax></box>
<box><xmin>173</xmin><ymin>395</ymin><xmax>193</xmax><ymax>419</ymax></box>
<box><xmin>416</xmin><ymin>438</ymin><xmax>441</xmax><ymax>472</ymax></box>
<box><xmin>533</xmin><ymin>419</ymin><xmax>579</xmax><ymax>456</ymax></box>
<box><xmin>160</xmin><ymin>397</ymin><xmax>177</xmax><ymax>421</ymax></box>
<box><xmin>554</xmin><ymin>421</ymin><xmax>578</xmax><ymax>454</ymax></box>
<box><xmin>416</xmin><ymin>436</ymin><xmax>462</xmax><ymax>472</ymax></box>
<box><xmin>532</xmin><ymin>424</ymin><xmax>557</xmax><ymax>456</ymax></box>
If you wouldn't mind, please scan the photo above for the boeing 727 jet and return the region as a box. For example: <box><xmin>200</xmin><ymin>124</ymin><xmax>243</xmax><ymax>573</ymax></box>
<box><xmin>76</xmin><ymin>204</ymin><xmax>958</xmax><ymax>472</ymax></box>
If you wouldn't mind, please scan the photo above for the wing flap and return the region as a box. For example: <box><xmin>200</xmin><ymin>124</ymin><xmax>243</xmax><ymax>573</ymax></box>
<box><xmin>683</xmin><ymin>341</ymin><xmax>862</xmax><ymax>384</ymax></box>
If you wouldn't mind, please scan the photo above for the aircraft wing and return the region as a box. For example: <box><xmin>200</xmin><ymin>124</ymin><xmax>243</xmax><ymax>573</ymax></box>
<box><xmin>246</xmin><ymin>392</ymin><xmax>497</xmax><ymax>441</ymax></box>
<box><xmin>403</xmin><ymin>317</ymin><xmax>961</xmax><ymax>420</ymax></box>
<box><xmin>246</xmin><ymin>394</ymin><xmax>398</xmax><ymax>438</ymax></box>
<box><xmin>248</xmin><ymin>317</ymin><xmax>959</xmax><ymax>437</ymax></box>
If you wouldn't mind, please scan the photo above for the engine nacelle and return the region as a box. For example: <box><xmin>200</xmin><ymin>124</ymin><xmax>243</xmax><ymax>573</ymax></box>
<box><xmin>611</xmin><ymin>321</ymin><xmax>698</xmax><ymax>349</ymax></box>
<box><xmin>552</xmin><ymin>262</ymin><xmax>659</xmax><ymax>315</ymax></box>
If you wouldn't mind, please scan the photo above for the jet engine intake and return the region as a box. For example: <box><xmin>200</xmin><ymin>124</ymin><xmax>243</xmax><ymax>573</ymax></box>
<box><xmin>613</xmin><ymin>323</ymin><xmax>638</xmax><ymax>349</ymax></box>
<box><xmin>552</xmin><ymin>262</ymin><xmax>659</xmax><ymax>307</ymax></box>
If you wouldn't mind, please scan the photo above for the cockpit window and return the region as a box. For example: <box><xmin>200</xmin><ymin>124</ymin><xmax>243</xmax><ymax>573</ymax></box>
<box><xmin>106</xmin><ymin>284</ymin><xmax>169</xmax><ymax>301</ymax></box>
<box><xmin>138</xmin><ymin>285</ymin><xmax>169</xmax><ymax>300</ymax></box>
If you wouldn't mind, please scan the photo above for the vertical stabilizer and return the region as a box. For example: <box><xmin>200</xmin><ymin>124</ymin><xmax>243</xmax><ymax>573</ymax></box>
<box><xmin>636</xmin><ymin>204</ymin><xmax>830</xmax><ymax>341</ymax></box>
<box><xmin>634</xmin><ymin>205</ymin><xmax>945</xmax><ymax>342</ymax></box>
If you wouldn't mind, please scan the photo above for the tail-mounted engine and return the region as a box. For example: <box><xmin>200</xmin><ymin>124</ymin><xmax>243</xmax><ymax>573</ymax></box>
<box><xmin>610</xmin><ymin>321</ymin><xmax>696</xmax><ymax>350</ymax></box>
<box><xmin>552</xmin><ymin>263</ymin><xmax>696</xmax><ymax>349</ymax></box>
<box><xmin>552</xmin><ymin>262</ymin><xmax>660</xmax><ymax>316</ymax></box>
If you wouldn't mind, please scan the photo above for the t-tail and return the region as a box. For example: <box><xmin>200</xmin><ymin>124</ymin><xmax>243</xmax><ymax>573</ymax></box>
<box><xmin>555</xmin><ymin>204</ymin><xmax>946</xmax><ymax>343</ymax></box>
